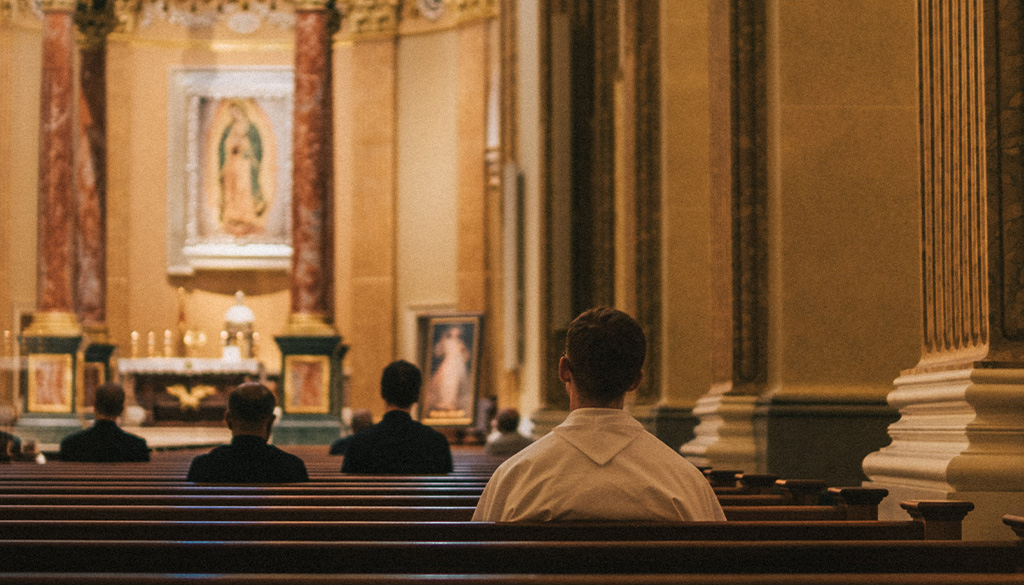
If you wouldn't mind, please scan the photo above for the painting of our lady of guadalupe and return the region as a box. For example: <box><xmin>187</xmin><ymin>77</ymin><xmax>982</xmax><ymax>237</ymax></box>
<box><xmin>202</xmin><ymin>99</ymin><xmax>279</xmax><ymax>237</ymax></box>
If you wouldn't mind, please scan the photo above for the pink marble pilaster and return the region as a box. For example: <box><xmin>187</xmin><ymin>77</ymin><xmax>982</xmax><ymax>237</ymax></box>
<box><xmin>289</xmin><ymin>7</ymin><xmax>334</xmax><ymax>332</ymax></box>
<box><xmin>75</xmin><ymin>45</ymin><xmax>108</xmax><ymax>330</ymax></box>
<box><xmin>37</xmin><ymin>9</ymin><xmax>76</xmax><ymax>317</ymax></box>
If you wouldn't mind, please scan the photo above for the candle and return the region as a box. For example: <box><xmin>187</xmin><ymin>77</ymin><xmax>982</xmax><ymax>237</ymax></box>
<box><xmin>130</xmin><ymin>331</ymin><xmax>140</xmax><ymax>358</ymax></box>
<box><xmin>146</xmin><ymin>331</ymin><xmax>156</xmax><ymax>358</ymax></box>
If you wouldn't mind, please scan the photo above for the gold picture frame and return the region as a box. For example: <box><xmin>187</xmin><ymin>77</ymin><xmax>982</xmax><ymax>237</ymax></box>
<box><xmin>283</xmin><ymin>354</ymin><xmax>331</xmax><ymax>414</ymax></box>
<box><xmin>419</xmin><ymin>314</ymin><xmax>482</xmax><ymax>427</ymax></box>
<box><xmin>27</xmin><ymin>354</ymin><xmax>74</xmax><ymax>413</ymax></box>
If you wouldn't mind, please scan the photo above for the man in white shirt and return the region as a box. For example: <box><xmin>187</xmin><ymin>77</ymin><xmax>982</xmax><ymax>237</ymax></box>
<box><xmin>472</xmin><ymin>307</ymin><xmax>726</xmax><ymax>522</ymax></box>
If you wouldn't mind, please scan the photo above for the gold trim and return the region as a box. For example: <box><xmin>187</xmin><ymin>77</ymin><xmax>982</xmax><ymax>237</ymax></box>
<box><xmin>293</xmin><ymin>0</ymin><xmax>330</xmax><ymax>10</ymax></box>
<box><xmin>107</xmin><ymin>33</ymin><xmax>296</xmax><ymax>50</ymax></box>
<box><xmin>41</xmin><ymin>0</ymin><xmax>76</xmax><ymax>11</ymax></box>
<box><xmin>283</xmin><ymin>354</ymin><xmax>331</xmax><ymax>414</ymax></box>
<box><xmin>24</xmin><ymin>312</ymin><xmax>83</xmax><ymax>337</ymax></box>
<box><xmin>286</xmin><ymin>312</ymin><xmax>337</xmax><ymax>336</ymax></box>
<box><xmin>27</xmin><ymin>353</ymin><xmax>74</xmax><ymax>413</ymax></box>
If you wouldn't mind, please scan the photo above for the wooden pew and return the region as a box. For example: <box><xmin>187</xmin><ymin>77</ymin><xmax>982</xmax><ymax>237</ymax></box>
<box><xmin>0</xmin><ymin>539</ymin><xmax>1019</xmax><ymax>574</ymax></box>
<box><xmin>0</xmin><ymin>575</ymin><xmax>1023</xmax><ymax>585</ymax></box>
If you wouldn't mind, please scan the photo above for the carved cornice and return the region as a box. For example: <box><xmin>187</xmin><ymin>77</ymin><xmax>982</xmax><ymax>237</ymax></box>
<box><xmin>339</xmin><ymin>0</ymin><xmax>399</xmax><ymax>36</ymax></box>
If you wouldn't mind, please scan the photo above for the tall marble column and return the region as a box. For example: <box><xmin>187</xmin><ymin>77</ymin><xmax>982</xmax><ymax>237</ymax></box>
<box><xmin>864</xmin><ymin>0</ymin><xmax>1024</xmax><ymax>540</ymax></box>
<box><xmin>19</xmin><ymin>0</ymin><xmax>84</xmax><ymax>443</ymax></box>
<box><xmin>74</xmin><ymin>0</ymin><xmax>117</xmax><ymax>408</ymax></box>
<box><xmin>679</xmin><ymin>0</ymin><xmax>767</xmax><ymax>473</ymax></box>
<box><xmin>274</xmin><ymin>0</ymin><xmax>345</xmax><ymax>444</ymax></box>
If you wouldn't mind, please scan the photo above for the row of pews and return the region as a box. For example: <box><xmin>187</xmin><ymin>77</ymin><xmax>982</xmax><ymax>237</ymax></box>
<box><xmin>0</xmin><ymin>446</ymin><xmax>1021</xmax><ymax>584</ymax></box>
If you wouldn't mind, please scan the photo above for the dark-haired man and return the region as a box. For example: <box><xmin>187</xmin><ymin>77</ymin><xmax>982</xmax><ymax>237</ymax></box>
<box><xmin>484</xmin><ymin>408</ymin><xmax>533</xmax><ymax>457</ymax></box>
<box><xmin>341</xmin><ymin>360</ymin><xmax>453</xmax><ymax>474</ymax></box>
<box><xmin>187</xmin><ymin>382</ymin><xmax>308</xmax><ymax>482</ymax></box>
<box><xmin>473</xmin><ymin>307</ymin><xmax>725</xmax><ymax>522</ymax></box>
<box><xmin>59</xmin><ymin>383</ymin><xmax>150</xmax><ymax>462</ymax></box>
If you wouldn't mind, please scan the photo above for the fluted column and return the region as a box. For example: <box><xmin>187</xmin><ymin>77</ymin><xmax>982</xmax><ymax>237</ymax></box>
<box><xmin>27</xmin><ymin>0</ymin><xmax>80</xmax><ymax>337</ymax></box>
<box><xmin>273</xmin><ymin>0</ymin><xmax>345</xmax><ymax>444</ymax></box>
<box><xmin>864</xmin><ymin>0</ymin><xmax>1024</xmax><ymax>540</ymax></box>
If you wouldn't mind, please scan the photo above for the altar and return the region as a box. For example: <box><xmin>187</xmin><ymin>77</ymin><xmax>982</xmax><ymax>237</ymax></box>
<box><xmin>118</xmin><ymin>357</ymin><xmax>264</xmax><ymax>426</ymax></box>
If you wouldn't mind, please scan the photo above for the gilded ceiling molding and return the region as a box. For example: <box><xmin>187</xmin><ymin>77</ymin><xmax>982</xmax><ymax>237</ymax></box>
<box><xmin>338</xmin><ymin>0</ymin><xmax>399</xmax><ymax>37</ymax></box>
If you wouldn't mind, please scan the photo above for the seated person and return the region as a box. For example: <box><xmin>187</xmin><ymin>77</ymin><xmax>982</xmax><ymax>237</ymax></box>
<box><xmin>0</xmin><ymin>430</ymin><xmax>22</xmax><ymax>461</ymax></box>
<box><xmin>187</xmin><ymin>382</ymin><xmax>308</xmax><ymax>483</ymax></box>
<box><xmin>484</xmin><ymin>408</ymin><xmax>533</xmax><ymax>457</ymax></box>
<box><xmin>341</xmin><ymin>360</ymin><xmax>453</xmax><ymax>474</ymax></box>
<box><xmin>59</xmin><ymin>383</ymin><xmax>150</xmax><ymax>462</ymax></box>
<box><xmin>329</xmin><ymin>409</ymin><xmax>374</xmax><ymax>455</ymax></box>
<box><xmin>473</xmin><ymin>307</ymin><xmax>726</xmax><ymax>522</ymax></box>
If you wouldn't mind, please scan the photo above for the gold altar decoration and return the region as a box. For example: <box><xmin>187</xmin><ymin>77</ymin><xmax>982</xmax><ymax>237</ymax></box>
<box><xmin>166</xmin><ymin>383</ymin><xmax>217</xmax><ymax>411</ymax></box>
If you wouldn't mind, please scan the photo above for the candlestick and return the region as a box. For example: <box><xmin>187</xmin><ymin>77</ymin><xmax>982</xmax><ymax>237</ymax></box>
<box><xmin>147</xmin><ymin>331</ymin><xmax>156</xmax><ymax>358</ymax></box>
<box><xmin>163</xmin><ymin>329</ymin><xmax>173</xmax><ymax>357</ymax></box>
<box><xmin>130</xmin><ymin>331</ymin><xmax>140</xmax><ymax>358</ymax></box>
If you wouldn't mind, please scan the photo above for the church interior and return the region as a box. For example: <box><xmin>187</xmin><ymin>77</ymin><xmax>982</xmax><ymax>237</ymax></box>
<box><xmin>1</xmin><ymin>0</ymin><xmax>1024</xmax><ymax>550</ymax></box>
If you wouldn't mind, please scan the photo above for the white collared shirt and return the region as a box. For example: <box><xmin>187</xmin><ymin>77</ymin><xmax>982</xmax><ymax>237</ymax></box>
<box><xmin>472</xmin><ymin>408</ymin><xmax>726</xmax><ymax>522</ymax></box>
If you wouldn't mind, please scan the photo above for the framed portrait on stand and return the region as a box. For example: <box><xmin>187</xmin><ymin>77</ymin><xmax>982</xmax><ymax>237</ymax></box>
<box><xmin>418</xmin><ymin>314</ymin><xmax>482</xmax><ymax>427</ymax></box>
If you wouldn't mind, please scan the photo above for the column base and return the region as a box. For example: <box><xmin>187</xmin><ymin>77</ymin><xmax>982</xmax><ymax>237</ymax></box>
<box><xmin>863</xmin><ymin>364</ymin><xmax>1024</xmax><ymax>540</ymax></box>
<box><xmin>14</xmin><ymin>412</ymin><xmax>85</xmax><ymax>448</ymax></box>
<box><xmin>529</xmin><ymin>408</ymin><xmax>568</xmax><ymax>437</ymax></box>
<box><xmin>755</xmin><ymin>393</ymin><xmax>896</xmax><ymax>487</ymax></box>
<box><xmin>273</xmin><ymin>334</ymin><xmax>347</xmax><ymax>445</ymax></box>
<box><xmin>679</xmin><ymin>391</ymin><xmax>759</xmax><ymax>473</ymax></box>
<box><xmin>271</xmin><ymin>415</ymin><xmax>343</xmax><ymax>445</ymax></box>
<box><xmin>633</xmin><ymin>404</ymin><xmax>699</xmax><ymax>452</ymax></box>
<box><xmin>23</xmin><ymin>311</ymin><xmax>81</xmax><ymax>337</ymax></box>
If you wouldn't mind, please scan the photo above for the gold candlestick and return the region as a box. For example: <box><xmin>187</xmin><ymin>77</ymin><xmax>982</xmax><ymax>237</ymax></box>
<box><xmin>130</xmin><ymin>331</ymin><xmax>140</xmax><ymax>358</ymax></box>
<box><xmin>147</xmin><ymin>331</ymin><xmax>156</xmax><ymax>358</ymax></box>
<box><xmin>163</xmin><ymin>329</ymin><xmax>173</xmax><ymax>357</ymax></box>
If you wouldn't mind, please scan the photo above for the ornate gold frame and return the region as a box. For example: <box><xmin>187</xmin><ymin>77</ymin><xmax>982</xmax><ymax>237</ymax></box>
<box><xmin>27</xmin><ymin>353</ymin><xmax>74</xmax><ymax>413</ymax></box>
<box><xmin>283</xmin><ymin>354</ymin><xmax>331</xmax><ymax>414</ymax></box>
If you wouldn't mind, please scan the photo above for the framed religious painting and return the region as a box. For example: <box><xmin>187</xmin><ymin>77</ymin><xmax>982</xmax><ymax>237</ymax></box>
<box><xmin>419</xmin><ymin>314</ymin><xmax>482</xmax><ymax>427</ymax></box>
<box><xmin>166</xmin><ymin>67</ymin><xmax>294</xmax><ymax>275</ymax></box>
<box><xmin>27</xmin><ymin>354</ymin><xmax>74</xmax><ymax>413</ymax></box>
<box><xmin>283</xmin><ymin>355</ymin><xmax>331</xmax><ymax>414</ymax></box>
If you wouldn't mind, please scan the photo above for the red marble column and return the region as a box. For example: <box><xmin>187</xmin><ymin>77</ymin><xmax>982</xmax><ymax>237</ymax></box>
<box><xmin>288</xmin><ymin>2</ymin><xmax>335</xmax><ymax>335</ymax></box>
<box><xmin>31</xmin><ymin>0</ymin><xmax>81</xmax><ymax>336</ymax></box>
<box><xmin>74</xmin><ymin>43</ymin><xmax>108</xmax><ymax>335</ymax></box>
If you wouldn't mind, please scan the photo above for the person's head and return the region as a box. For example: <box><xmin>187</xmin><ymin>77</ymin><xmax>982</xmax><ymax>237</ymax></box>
<box><xmin>349</xmin><ymin>409</ymin><xmax>374</xmax><ymax>434</ymax></box>
<box><xmin>94</xmin><ymin>383</ymin><xmax>126</xmax><ymax>419</ymax></box>
<box><xmin>559</xmin><ymin>307</ymin><xmax>646</xmax><ymax>408</ymax></box>
<box><xmin>225</xmin><ymin>382</ymin><xmax>277</xmax><ymax>438</ymax></box>
<box><xmin>380</xmin><ymin>360</ymin><xmax>422</xmax><ymax>410</ymax></box>
<box><xmin>495</xmin><ymin>408</ymin><xmax>520</xmax><ymax>434</ymax></box>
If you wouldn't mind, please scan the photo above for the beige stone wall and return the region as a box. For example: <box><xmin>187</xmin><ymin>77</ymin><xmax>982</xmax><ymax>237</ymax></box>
<box><xmin>1</xmin><ymin>26</ymin><xmax>42</xmax><ymax>335</ymax></box>
<box><xmin>104</xmin><ymin>33</ymin><xmax>294</xmax><ymax>370</ymax></box>
<box><xmin>657</xmin><ymin>2</ymin><xmax>713</xmax><ymax>409</ymax></box>
<box><xmin>766</xmin><ymin>0</ymin><xmax>921</xmax><ymax>400</ymax></box>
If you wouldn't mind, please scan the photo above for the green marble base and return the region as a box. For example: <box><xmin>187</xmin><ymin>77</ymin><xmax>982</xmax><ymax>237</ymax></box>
<box><xmin>273</xmin><ymin>334</ymin><xmax>348</xmax><ymax>445</ymax></box>
<box><xmin>271</xmin><ymin>415</ymin><xmax>342</xmax><ymax>445</ymax></box>
<box><xmin>13</xmin><ymin>413</ymin><xmax>84</xmax><ymax>447</ymax></box>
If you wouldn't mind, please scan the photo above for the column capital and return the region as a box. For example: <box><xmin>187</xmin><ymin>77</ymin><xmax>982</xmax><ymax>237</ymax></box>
<box><xmin>75</xmin><ymin>1</ymin><xmax>118</xmax><ymax>49</ymax></box>
<box><xmin>341</xmin><ymin>0</ymin><xmax>400</xmax><ymax>35</ymax></box>
<box><xmin>40</xmin><ymin>0</ymin><xmax>77</xmax><ymax>12</ymax></box>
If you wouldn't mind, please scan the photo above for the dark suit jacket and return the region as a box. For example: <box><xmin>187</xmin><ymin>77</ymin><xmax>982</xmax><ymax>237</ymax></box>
<box><xmin>341</xmin><ymin>410</ymin><xmax>453</xmax><ymax>474</ymax></box>
<box><xmin>59</xmin><ymin>419</ymin><xmax>150</xmax><ymax>462</ymax></box>
<box><xmin>187</xmin><ymin>435</ymin><xmax>309</xmax><ymax>483</ymax></box>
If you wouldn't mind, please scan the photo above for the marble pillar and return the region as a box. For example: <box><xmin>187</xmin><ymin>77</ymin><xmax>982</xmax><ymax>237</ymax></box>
<box><xmin>679</xmin><ymin>0</ymin><xmax>766</xmax><ymax>473</ymax></box>
<box><xmin>19</xmin><ymin>0</ymin><xmax>84</xmax><ymax>443</ymax></box>
<box><xmin>864</xmin><ymin>0</ymin><xmax>1024</xmax><ymax>541</ymax></box>
<box><xmin>273</xmin><ymin>0</ymin><xmax>344</xmax><ymax>444</ymax></box>
<box><xmin>74</xmin><ymin>1</ymin><xmax>117</xmax><ymax>407</ymax></box>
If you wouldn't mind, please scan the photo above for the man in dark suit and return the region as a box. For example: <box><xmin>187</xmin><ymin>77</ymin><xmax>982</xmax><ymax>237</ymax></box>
<box><xmin>187</xmin><ymin>382</ymin><xmax>308</xmax><ymax>483</ymax></box>
<box><xmin>59</xmin><ymin>383</ymin><xmax>150</xmax><ymax>462</ymax></box>
<box><xmin>341</xmin><ymin>360</ymin><xmax>453</xmax><ymax>474</ymax></box>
